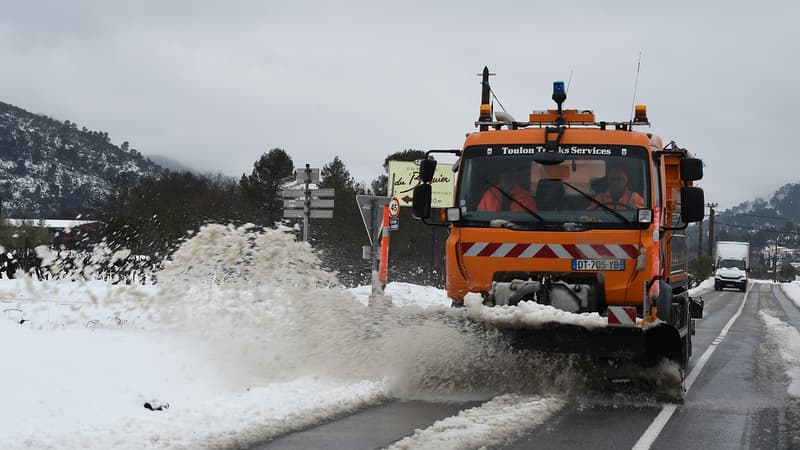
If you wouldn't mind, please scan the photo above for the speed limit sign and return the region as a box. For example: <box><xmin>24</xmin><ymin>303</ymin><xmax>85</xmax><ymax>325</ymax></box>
<box><xmin>389</xmin><ymin>197</ymin><xmax>400</xmax><ymax>218</ymax></box>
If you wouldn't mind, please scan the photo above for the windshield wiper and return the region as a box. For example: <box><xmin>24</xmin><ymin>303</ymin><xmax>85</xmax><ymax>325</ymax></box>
<box><xmin>558</xmin><ymin>180</ymin><xmax>632</xmax><ymax>224</ymax></box>
<box><xmin>489</xmin><ymin>219</ymin><xmax>523</xmax><ymax>230</ymax></box>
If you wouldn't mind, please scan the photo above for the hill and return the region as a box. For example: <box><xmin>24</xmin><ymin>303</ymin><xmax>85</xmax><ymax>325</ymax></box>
<box><xmin>146</xmin><ymin>154</ymin><xmax>197</xmax><ymax>173</ymax></box>
<box><xmin>687</xmin><ymin>182</ymin><xmax>800</xmax><ymax>260</ymax></box>
<box><xmin>0</xmin><ymin>100</ymin><xmax>163</xmax><ymax>217</ymax></box>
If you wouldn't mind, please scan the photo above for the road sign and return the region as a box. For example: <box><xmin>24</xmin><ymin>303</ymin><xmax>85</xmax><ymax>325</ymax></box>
<box><xmin>389</xmin><ymin>217</ymin><xmax>399</xmax><ymax>231</ymax></box>
<box><xmin>295</xmin><ymin>168</ymin><xmax>320</xmax><ymax>184</ymax></box>
<box><xmin>388</xmin><ymin>160</ymin><xmax>455</xmax><ymax>207</ymax></box>
<box><xmin>283</xmin><ymin>199</ymin><xmax>335</xmax><ymax>209</ymax></box>
<box><xmin>389</xmin><ymin>197</ymin><xmax>400</xmax><ymax>218</ymax></box>
<box><xmin>282</xmin><ymin>188</ymin><xmax>335</xmax><ymax>198</ymax></box>
<box><xmin>356</xmin><ymin>195</ymin><xmax>390</xmax><ymax>246</ymax></box>
<box><xmin>283</xmin><ymin>209</ymin><xmax>334</xmax><ymax>219</ymax></box>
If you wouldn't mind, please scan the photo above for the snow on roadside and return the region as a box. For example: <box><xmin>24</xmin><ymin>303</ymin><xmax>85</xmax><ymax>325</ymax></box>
<box><xmin>689</xmin><ymin>277</ymin><xmax>716</xmax><ymax>296</ymax></box>
<box><xmin>782</xmin><ymin>281</ymin><xmax>800</xmax><ymax>310</ymax></box>
<box><xmin>350</xmin><ymin>282</ymin><xmax>450</xmax><ymax>308</ymax></box>
<box><xmin>759</xmin><ymin>311</ymin><xmax>800</xmax><ymax>397</ymax></box>
<box><xmin>387</xmin><ymin>394</ymin><xmax>565</xmax><ymax>450</ymax></box>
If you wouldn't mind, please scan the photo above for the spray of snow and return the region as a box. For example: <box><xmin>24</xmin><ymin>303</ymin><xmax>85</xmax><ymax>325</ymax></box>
<box><xmin>1</xmin><ymin>223</ymin><xmax>689</xmax><ymax>447</ymax></box>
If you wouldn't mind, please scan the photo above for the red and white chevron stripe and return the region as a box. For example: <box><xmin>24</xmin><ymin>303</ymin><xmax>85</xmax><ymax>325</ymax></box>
<box><xmin>460</xmin><ymin>242</ymin><xmax>639</xmax><ymax>259</ymax></box>
<box><xmin>607</xmin><ymin>306</ymin><xmax>637</xmax><ymax>326</ymax></box>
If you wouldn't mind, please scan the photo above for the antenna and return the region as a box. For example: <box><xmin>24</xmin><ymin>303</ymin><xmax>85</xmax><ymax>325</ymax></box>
<box><xmin>566</xmin><ymin>69</ymin><xmax>574</xmax><ymax>94</ymax></box>
<box><xmin>629</xmin><ymin>51</ymin><xmax>642</xmax><ymax>122</ymax></box>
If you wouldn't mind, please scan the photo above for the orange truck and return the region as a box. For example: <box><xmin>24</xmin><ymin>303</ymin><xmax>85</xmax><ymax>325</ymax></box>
<box><xmin>412</xmin><ymin>67</ymin><xmax>705</xmax><ymax>372</ymax></box>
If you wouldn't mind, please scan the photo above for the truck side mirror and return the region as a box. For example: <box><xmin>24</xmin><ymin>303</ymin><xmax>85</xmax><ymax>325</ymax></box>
<box><xmin>418</xmin><ymin>158</ymin><xmax>437</xmax><ymax>183</ymax></box>
<box><xmin>680</xmin><ymin>186</ymin><xmax>704</xmax><ymax>222</ymax></box>
<box><xmin>412</xmin><ymin>184</ymin><xmax>432</xmax><ymax>219</ymax></box>
<box><xmin>680</xmin><ymin>158</ymin><xmax>703</xmax><ymax>181</ymax></box>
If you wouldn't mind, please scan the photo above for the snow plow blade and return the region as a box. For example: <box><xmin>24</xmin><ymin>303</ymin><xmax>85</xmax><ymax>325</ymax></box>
<box><xmin>497</xmin><ymin>321</ymin><xmax>683</xmax><ymax>365</ymax></box>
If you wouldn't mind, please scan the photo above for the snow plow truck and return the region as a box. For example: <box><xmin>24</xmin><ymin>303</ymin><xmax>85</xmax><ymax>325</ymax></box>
<box><xmin>412</xmin><ymin>67</ymin><xmax>705</xmax><ymax>373</ymax></box>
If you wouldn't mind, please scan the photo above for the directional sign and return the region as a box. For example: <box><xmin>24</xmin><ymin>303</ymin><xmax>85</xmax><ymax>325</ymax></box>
<box><xmin>283</xmin><ymin>209</ymin><xmax>334</xmax><ymax>219</ymax></box>
<box><xmin>283</xmin><ymin>199</ymin><xmax>335</xmax><ymax>209</ymax></box>
<box><xmin>282</xmin><ymin>188</ymin><xmax>335</xmax><ymax>198</ymax></box>
<box><xmin>281</xmin><ymin>186</ymin><xmax>335</xmax><ymax>221</ymax></box>
<box><xmin>295</xmin><ymin>168</ymin><xmax>320</xmax><ymax>184</ymax></box>
<box><xmin>389</xmin><ymin>197</ymin><xmax>400</xmax><ymax>218</ymax></box>
<box><xmin>388</xmin><ymin>160</ymin><xmax>455</xmax><ymax>207</ymax></box>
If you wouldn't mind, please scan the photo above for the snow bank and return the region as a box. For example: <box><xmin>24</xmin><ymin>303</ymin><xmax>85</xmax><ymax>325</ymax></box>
<box><xmin>388</xmin><ymin>394</ymin><xmax>565</xmax><ymax>450</ymax></box>
<box><xmin>350</xmin><ymin>282</ymin><xmax>450</xmax><ymax>308</ymax></box>
<box><xmin>689</xmin><ymin>277</ymin><xmax>716</xmax><ymax>296</ymax></box>
<box><xmin>759</xmin><ymin>311</ymin><xmax>800</xmax><ymax>397</ymax></box>
<box><xmin>782</xmin><ymin>281</ymin><xmax>800</xmax><ymax>310</ymax></box>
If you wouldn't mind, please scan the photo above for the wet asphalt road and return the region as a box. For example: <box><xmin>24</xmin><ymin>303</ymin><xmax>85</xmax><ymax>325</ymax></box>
<box><xmin>253</xmin><ymin>283</ymin><xmax>800</xmax><ymax>449</ymax></box>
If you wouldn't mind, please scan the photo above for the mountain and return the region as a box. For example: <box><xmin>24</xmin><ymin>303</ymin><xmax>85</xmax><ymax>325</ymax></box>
<box><xmin>0</xmin><ymin>100</ymin><xmax>164</xmax><ymax>217</ymax></box>
<box><xmin>694</xmin><ymin>182</ymin><xmax>800</xmax><ymax>253</ymax></box>
<box><xmin>146</xmin><ymin>154</ymin><xmax>197</xmax><ymax>173</ymax></box>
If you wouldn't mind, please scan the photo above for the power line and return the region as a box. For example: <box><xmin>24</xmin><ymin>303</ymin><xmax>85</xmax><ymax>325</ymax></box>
<box><xmin>729</xmin><ymin>212</ymin><xmax>794</xmax><ymax>221</ymax></box>
<box><xmin>715</xmin><ymin>221</ymin><xmax>800</xmax><ymax>236</ymax></box>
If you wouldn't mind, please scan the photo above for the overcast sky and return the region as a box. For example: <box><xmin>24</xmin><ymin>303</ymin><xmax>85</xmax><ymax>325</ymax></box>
<box><xmin>1</xmin><ymin>0</ymin><xmax>797</xmax><ymax>209</ymax></box>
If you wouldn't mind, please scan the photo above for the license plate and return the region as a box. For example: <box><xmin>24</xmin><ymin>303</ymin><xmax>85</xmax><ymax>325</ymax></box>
<box><xmin>572</xmin><ymin>259</ymin><xmax>625</xmax><ymax>271</ymax></box>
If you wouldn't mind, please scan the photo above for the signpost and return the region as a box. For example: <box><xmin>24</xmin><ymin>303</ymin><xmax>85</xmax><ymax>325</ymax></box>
<box><xmin>282</xmin><ymin>164</ymin><xmax>335</xmax><ymax>241</ymax></box>
<box><xmin>356</xmin><ymin>195</ymin><xmax>392</xmax><ymax>303</ymax></box>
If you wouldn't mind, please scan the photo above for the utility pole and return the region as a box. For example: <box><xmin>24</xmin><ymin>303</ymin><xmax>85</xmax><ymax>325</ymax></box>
<box><xmin>698</xmin><ymin>218</ymin><xmax>704</xmax><ymax>258</ymax></box>
<box><xmin>302</xmin><ymin>164</ymin><xmax>311</xmax><ymax>242</ymax></box>
<box><xmin>774</xmin><ymin>234</ymin><xmax>780</xmax><ymax>283</ymax></box>
<box><xmin>706</xmin><ymin>202</ymin><xmax>718</xmax><ymax>257</ymax></box>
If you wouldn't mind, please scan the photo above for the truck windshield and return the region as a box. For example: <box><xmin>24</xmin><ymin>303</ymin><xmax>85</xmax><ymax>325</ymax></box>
<box><xmin>718</xmin><ymin>259</ymin><xmax>746</xmax><ymax>270</ymax></box>
<box><xmin>455</xmin><ymin>144</ymin><xmax>650</xmax><ymax>228</ymax></box>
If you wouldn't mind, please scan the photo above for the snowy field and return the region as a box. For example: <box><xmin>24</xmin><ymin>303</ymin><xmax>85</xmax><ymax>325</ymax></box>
<box><xmin>1</xmin><ymin>224</ymin><xmax>798</xmax><ymax>449</ymax></box>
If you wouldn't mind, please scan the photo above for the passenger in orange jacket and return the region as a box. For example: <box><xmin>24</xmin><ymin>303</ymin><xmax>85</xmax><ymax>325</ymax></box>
<box><xmin>477</xmin><ymin>170</ymin><xmax>537</xmax><ymax>212</ymax></box>
<box><xmin>592</xmin><ymin>167</ymin><xmax>644</xmax><ymax>210</ymax></box>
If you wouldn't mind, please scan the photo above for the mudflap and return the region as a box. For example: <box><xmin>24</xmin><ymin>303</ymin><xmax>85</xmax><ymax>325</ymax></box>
<box><xmin>500</xmin><ymin>321</ymin><xmax>683</xmax><ymax>367</ymax></box>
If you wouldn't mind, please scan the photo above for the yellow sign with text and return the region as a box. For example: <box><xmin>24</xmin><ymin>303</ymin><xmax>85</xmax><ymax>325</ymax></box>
<box><xmin>388</xmin><ymin>160</ymin><xmax>455</xmax><ymax>207</ymax></box>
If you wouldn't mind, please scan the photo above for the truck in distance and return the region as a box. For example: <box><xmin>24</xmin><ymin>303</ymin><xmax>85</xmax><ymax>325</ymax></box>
<box><xmin>713</xmin><ymin>241</ymin><xmax>750</xmax><ymax>292</ymax></box>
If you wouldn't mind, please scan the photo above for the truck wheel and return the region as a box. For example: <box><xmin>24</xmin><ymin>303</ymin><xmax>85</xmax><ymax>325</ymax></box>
<box><xmin>657</xmin><ymin>281</ymin><xmax>673</xmax><ymax>323</ymax></box>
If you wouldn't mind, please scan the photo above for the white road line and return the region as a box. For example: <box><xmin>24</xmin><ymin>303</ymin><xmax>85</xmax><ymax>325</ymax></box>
<box><xmin>632</xmin><ymin>284</ymin><xmax>752</xmax><ymax>450</ymax></box>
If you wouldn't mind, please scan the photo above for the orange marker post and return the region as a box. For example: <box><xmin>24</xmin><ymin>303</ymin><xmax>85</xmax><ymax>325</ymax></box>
<box><xmin>378</xmin><ymin>204</ymin><xmax>390</xmax><ymax>287</ymax></box>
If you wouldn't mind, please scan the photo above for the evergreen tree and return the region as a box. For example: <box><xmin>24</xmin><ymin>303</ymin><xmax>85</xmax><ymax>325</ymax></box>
<box><xmin>239</xmin><ymin>148</ymin><xmax>294</xmax><ymax>226</ymax></box>
<box><xmin>99</xmin><ymin>171</ymin><xmax>247</xmax><ymax>257</ymax></box>
<box><xmin>319</xmin><ymin>156</ymin><xmax>358</xmax><ymax>193</ymax></box>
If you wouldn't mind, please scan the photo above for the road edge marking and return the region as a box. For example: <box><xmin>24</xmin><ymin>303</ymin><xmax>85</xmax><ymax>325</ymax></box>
<box><xmin>632</xmin><ymin>284</ymin><xmax>752</xmax><ymax>450</ymax></box>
